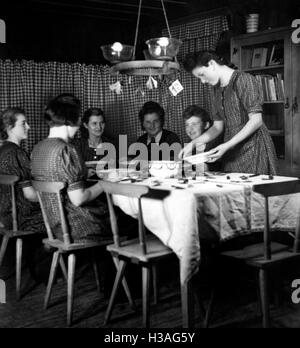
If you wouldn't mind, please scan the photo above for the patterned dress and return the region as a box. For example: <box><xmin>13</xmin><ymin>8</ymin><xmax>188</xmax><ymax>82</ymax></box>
<box><xmin>72</xmin><ymin>135</ymin><xmax>114</xmax><ymax>162</ymax></box>
<box><xmin>31</xmin><ymin>138</ymin><xmax>111</xmax><ymax>243</ymax></box>
<box><xmin>211</xmin><ymin>70</ymin><xmax>277</xmax><ymax>175</ymax></box>
<box><xmin>0</xmin><ymin>141</ymin><xmax>44</xmax><ymax>233</ymax></box>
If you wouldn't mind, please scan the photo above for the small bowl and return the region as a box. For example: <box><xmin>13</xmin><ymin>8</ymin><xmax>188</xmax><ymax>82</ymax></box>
<box><xmin>101</xmin><ymin>43</ymin><xmax>134</xmax><ymax>64</ymax></box>
<box><xmin>146</xmin><ymin>37</ymin><xmax>182</xmax><ymax>60</ymax></box>
<box><xmin>149</xmin><ymin>160</ymin><xmax>180</xmax><ymax>179</ymax></box>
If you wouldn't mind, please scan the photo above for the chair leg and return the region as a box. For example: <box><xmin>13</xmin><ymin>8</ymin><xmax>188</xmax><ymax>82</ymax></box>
<box><xmin>112</xmin><ymin>256</ymin><xmax>136</xmax><ymax>310</ymax></box>
<box><xmin>59</xmin><ymin>257</ymin><xmax>68</xmax><ymax>281</ymax></box>
<box><xmin>16</xmin><ymin>238</ymin><xmax>23</xmax><ymax>301</ymax></box>
<box><xmin>104</xmin><ymin>259</ymin><xmax>127</xmax><ymax>325</ymax></box>
<box><xmin>259</xmin><ymin>269</ymin><xmax>270</xmax><ymax>328</ymax></box>
<box><xmin>44</xmin><ymin>251</ymin><xmax>60</xmax><ymax>310</ymax></box>
<box><xmin>204</xmin><ymin>287</ymin><xmax>216</xmax><ymax>328</ymax></box>
<box><xmin>67</xmin><ymin>253</ymin><xmax>76</xmax><ymax>327</ymax></box>
<box><xmin>142</xmin><ymin>266</ymin><xmax>151</xmax><ymax>328</ymax></box>
<box><xmin>92</xmin><ymin>255</ymin><xmax>102</xmax><ymax>294</ymax></box>
<box><xmin>0</xmin><ymin>235</ymin><xmax>9</xmax><ymax>268</ymax></box>
<box><xmin>152</xmin><ymin>264</ymin><xmax>158</xmax><ymax>305</ymax></box>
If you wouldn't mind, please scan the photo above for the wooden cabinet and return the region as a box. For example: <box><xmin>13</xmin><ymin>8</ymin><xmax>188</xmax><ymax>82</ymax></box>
<box><xmin>231</xmin><ymin>27</ymin><xmax>300</xmax><ymax>176</ymax></box>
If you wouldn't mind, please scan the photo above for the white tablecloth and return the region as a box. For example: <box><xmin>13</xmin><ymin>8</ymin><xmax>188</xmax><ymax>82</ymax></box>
<box><xmin>112</xmin><ymin>173</ymin><xmax>300</xmax><ymax>285</ymax></box>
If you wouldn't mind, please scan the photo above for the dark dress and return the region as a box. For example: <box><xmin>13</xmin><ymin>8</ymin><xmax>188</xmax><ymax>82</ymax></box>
<box><xmin>72</xmin><ymin>135</ymin><xmax>113</xmax><ymax>162</ymax></box>
<box><xmin>0</xmin><ymin>141</ymin><xmax>44</xmax><ymax>233</ymax></box>
<box><xmin>31</xmin><ymin>138</ymin><xmax>111</xmax><ymax>243</ymax></box>
<box><xmin>136</xmin><ymin>129</ymin><xmax>181</xmax><ymax>161</ymax></box>
<box><xmin>211</xmin><ymin>70</ymin><xmax>277</xmax><ymax>175</ymax></box>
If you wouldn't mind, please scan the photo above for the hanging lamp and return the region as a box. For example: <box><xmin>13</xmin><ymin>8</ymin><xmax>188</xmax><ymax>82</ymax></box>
<box><xmin>101</xmin><ymin>0</ymin><xmax>182</xmax><ymax>76</ymax></box>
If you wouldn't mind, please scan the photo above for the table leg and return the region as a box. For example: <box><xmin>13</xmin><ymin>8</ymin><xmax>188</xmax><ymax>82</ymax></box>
<box><xmin>181</xmin><ymin>278</ymin><xmax>194</xmax><ymax>328</ymax></box>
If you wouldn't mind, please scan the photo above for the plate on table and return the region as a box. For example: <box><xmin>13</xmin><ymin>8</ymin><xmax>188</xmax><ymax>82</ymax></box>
<box><xmin>183</xmin><ymin>152</ymin><xmax>209</xmax><ymax>165</ymax></box>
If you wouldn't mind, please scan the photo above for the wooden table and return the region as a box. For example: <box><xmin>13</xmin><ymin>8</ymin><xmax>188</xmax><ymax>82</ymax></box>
<box><xmin>110</xmin><ymin>172</ymin><xmax>300</xmax><ymax>327</ymax></box>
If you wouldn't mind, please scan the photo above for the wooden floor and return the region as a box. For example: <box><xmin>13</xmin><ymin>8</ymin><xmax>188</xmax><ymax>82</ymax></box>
<box><xmin>1</xmin><ymin>255</ymin><xmax>300</xmax><ymax>328</ymax></box>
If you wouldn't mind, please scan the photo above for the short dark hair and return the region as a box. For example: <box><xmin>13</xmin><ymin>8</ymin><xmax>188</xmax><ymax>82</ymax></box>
<box><xmin>182</xmin><ymin>105</ymin><xmax>212</xmax><ymax>126</ymax></box>
<box><xmin>81</xmin><ymin>107</ymin><xmax>106</xmax><ymax>138</ymax></box>
<box><xmin>82</xmin><ymin>107</ymin><xmax>105</xmax><ymax>125</ymax></box>
<box><xmin>0</xmin><ymin>107</ymin><xmax>25</xmax><ymax>140</ymax></box>
<box><xmin>44</xmin><ymin>94</ymin><xmax>81</xmax><ymax>127</ymax></box>
<box><xmin>183</xmin><ymin>50</ymin><xmax>233</xmax><ymax>73</ymax></box>
<box><xmin>138</xmin><ymin>101</ymin><xmax>165</xmax><ymax>130</ymax></box>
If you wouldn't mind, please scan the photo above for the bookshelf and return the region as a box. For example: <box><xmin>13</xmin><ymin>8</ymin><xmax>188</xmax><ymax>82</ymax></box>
<box><xmin>231</xmin><ymin>27</ymin><xmax>300</xmax><ymax>176</ymax></box>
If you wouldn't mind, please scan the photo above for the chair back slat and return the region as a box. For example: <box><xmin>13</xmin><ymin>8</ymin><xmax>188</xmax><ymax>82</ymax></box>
<box><xmin>0</xmin><ymin>174</ymin><xmax>19</xmax><ymax>185</ymax></box>
<box><xmin>11</xmin><ymin>182</ymin><xmax>18</xmax><ymax>231</ymax></box>
<box><xmin>253</xmin><ymin>179</ymin><xmax>300</xmax><ymax>259</ymax></box>
<box><xmin>0</xmin><ymin>175</ymin><xmax>19</xmax><ymax>231</ymax></box>
<box><xmin>36</xmin><ymin>191</ymin><xmax>55</xmax><ymax>240</ymax></box>
<box><xmin>57</xmin><ymin>192</ymin><xmax>71</xmax><ymax>245</ymax></box>
<box><xmin>32</xmin><ymin>180</ymin><xmax>71</xmax><ymax>245</ymax></box>
<box><xmin>32</xmin><ymin>181</ymin><xmax>65</xmax><ymax>193</ymax></box>
<box><xmin>101</xmin><ymin>181</ymin><xmax>149</xmax><ymax>254</ymax></box>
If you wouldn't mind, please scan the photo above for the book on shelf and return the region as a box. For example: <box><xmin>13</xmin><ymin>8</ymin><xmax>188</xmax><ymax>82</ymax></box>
<box><xmin>260</xmin><ymin>47</ymin><xmax>268</xmax><ymax>67</ymax></box>
<box><xmin>255</xmin><ymin>74</ymin><xmax>285</xmax><ymax>102</ymax></box>
<box><xmin>268</xmin><ymin>43</ymin><xmax>284</xmax><ymax>66</ymax></box>
<box><xmin>251</xmin><ymin>47</ymin><xmax>264</xmax><ymax>68</ymax></box>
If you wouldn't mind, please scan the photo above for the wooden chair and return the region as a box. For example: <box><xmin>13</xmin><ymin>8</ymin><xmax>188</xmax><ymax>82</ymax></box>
<box><xmin>0</xmin><ymin>174</ymin><xmax>42</xmax><ymax>300</ymax></box>
<box><xmin>205</xmin><ymin>179</ymin><xmax>300</xmax><ymax>328</ymax></box>
<box><xmin>101</xmin><ymin>180</ymin><xmax>175</xmax><ymax>328</ymax></box>
<box><xmin>32</xmin><ymin>180</ymin><xmax>135</xmax><ymax>326</ymax></box>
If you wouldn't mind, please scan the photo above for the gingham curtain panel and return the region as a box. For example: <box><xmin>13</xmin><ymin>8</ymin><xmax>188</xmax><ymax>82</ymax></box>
<box><xmin>0</xmin><ymin>15</ymin><xmax>228</xmax><ymax>153</ymax></box>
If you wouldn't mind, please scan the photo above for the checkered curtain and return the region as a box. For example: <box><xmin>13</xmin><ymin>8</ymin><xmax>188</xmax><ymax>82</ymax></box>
<box><xmin>0</xmin><ymin>15</ymin><xmax>228</xmax><ymax>152</ymax></box>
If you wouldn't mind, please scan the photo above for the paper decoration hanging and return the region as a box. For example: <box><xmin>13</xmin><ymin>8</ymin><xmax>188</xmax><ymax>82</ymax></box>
<box><xmin>169</xmin><ymin>79</ymin><xmax>183</xmax><ymax>96</ymax></box>
<box><xmin>109</xmin><ymin>81</ymin><xmax>122</xmax><ymax>95</ymax></box>
<box><xmin>146</xmin><ymin>76</ymin><xmax>158</xmax><ymax>90</ymax></box>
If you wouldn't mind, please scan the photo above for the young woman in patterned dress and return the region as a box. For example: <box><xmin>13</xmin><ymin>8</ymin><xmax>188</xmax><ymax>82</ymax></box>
<box><xmin>0</xmin><ymin>108</ymin><xmax>44</xmax><ymax>232</ymax></box>
<box><xmin>31</xmin><ymin>94</ymin><xmax>111</xmax><ymax>243</ymax></box>
<box><xmin>180</xmin><ymin>51</ymin><xmax>277</xmax><ymax>175</ymax></box>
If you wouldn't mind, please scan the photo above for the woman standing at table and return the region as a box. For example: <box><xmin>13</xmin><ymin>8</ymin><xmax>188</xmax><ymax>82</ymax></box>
<box><xmin>31</xmin><ymin>94</ymin><xmax>111</xmax><ymax>242</ymax></box>
<box><xmin>180</xmin><ymin>51</ymin><xmax>277</xmax><ymax>175</ymax></box>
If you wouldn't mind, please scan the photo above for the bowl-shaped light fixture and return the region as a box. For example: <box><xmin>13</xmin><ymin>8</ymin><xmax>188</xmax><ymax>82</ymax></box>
<box><xmin>101</xmin><ymin>42</ymin><xmax>134</xmax><ymax>64</ymax></box>
<box><xmin>146</xmin><ymin>37</ymin><xmax>182</xmax><ymax>61</ymax></box>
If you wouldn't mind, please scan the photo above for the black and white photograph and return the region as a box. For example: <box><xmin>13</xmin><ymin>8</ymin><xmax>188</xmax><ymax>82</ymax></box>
<box><xmin>1</xmin><ymin>0</ymin><xmax>300</xmax><ymax>331</ymax></box>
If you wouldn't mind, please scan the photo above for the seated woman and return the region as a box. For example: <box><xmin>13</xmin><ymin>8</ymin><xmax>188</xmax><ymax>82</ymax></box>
<box><xmin>136</xmin><ymin>101</ymin><xmax>181</xmax><ymax>161</ymax></box>
<box><xmin>73</xmin><ymin>107</ymin><xmax>113</xmax><ymax>162</ymax></box>
<box><xmin>183</xmin><ymin>105</ymin><xmax>222</xmax><ymax>173</ymax></box>
<box><xmin>31</xmin><ymin>94</ymin><xmax>111</xmax><ymax>243</ymax></box>
<box><xmin>0</xmin><ymin>107</ymin><xmax>44</xmax><ymax>233</ymax></box>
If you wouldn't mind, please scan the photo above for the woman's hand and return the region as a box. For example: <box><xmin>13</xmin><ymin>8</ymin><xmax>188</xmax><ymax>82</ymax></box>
<box><xmin>206</xmin><ymin>143</ymin><xmax>231</xmax><ymax>162</ymax></box>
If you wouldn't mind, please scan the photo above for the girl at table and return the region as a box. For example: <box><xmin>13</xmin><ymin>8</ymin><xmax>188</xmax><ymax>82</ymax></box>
<box><xmin>0</xmin><ymin>107</ymin><xmax>44</xmax><ymax>233</ymax></box>
<box><xmin>183</xmin><ymin>104</ymin><xmax>222</xmax><ymax>173</ymax></box>
<box><xmin>31</xmin><ymin>94</ymin><xmax>111</xmax><ymax>243</ymax></box>
<box><xmin>180</xmin><ymin>51</ymin><xmax>277</xmax><ymax>175</ymax></box>
<box><xmin>73</xmin><ymin>107</ymin><xmax>114</xmax><ymax>163</ymax></box>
